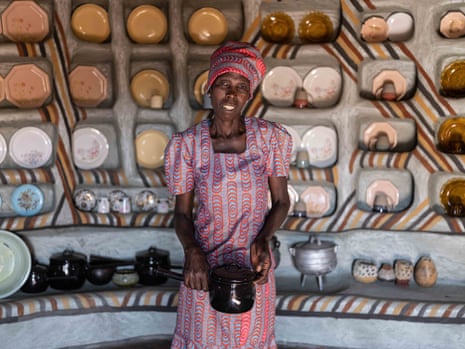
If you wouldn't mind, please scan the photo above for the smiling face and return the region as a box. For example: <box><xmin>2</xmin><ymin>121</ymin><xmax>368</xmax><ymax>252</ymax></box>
<box><xmin>210</xmin><ymin>72</ymin><xmax>250</xmax><ymax>118</ymax></box>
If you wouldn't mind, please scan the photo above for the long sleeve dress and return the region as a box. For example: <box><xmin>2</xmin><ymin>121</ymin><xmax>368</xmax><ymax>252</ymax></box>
<box><xmin>164</xmin><ymin>116</ymin><xmax>292</xmax><ymax>349</ymax></box>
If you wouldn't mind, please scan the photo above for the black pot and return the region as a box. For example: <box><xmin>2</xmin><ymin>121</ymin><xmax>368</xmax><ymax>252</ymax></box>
<box><xmin>155</xmin><ymin>263</ymin><xmax>257</xmax><ymax>314</ymax></box>
<box><xmin>209</xmin><ymin>264</ymin><xmax>256</xmax><ymax>314</ymax></box>
<box><xmin>21</xmin><ymin>260</ymin><xmax>49</xmax><ymax>293</ymax></box>
<box><xmin>86</xmin><ymin>255</ymin><xmax>134</xmax><ymax>286</ymax></box>
<box><xmin>135</xmin><ymin>246</ymin><xmax>171</xmax><ymax>285</ymax></box>
<box><xmin>48</xmin><ymin>250</ymin><xmax>87</xmax><ymax>290</ymax></box>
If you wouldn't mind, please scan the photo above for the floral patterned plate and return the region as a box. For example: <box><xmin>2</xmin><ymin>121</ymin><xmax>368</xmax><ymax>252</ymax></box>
<box><xmin>301</xmin><ymin>125</ymin><xmax>338</xmax><ymax>168</ymax></box>
<box><xmin>72</xmin><ymin>127</ymin><xmax>109</xmax><ymax>170</ymax></box>
<box><xmin>9</xmin><ymin>126</ymin><xmax>52</xmax><ymax>168</ymax></box>
<box><xmin>303</xmin><ymin>66</ymin><xmax>342</xmax><ymax>108</ymax></box>
<box><xmin>10</xmin><ymin>184</ymin><xmax>44</xmax><ymax>216</ymax></box>
<box><xmin>261</xmin><ymin>66</ymin><xmax>302</xmax><ymax>107</ymax></box>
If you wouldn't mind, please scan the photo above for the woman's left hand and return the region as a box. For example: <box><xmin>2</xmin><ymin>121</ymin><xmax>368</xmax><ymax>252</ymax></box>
<box><xmin>250</xmin><ymin>237</ymin><xmax>271</xmax><ymax>285</ymax></box>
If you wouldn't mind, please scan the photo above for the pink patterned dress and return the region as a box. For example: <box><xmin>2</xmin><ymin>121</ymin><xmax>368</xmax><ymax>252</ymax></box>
<box><xmin>164</xmin><ymin>117</ymin><xmax>292</xmax><ymax>349</ymax></box>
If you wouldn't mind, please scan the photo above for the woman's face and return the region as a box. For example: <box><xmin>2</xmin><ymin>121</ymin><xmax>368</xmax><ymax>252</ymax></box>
<box><xmin>210</xmin><ymin>72</ymin><xmax>250</xmax><ymax>117</ymax></box>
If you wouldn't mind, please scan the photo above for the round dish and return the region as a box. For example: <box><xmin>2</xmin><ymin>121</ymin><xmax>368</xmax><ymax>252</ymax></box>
<box><xmin>440</xmin><ymin>60</ymin><xmax>465</xmax><ymax>98</ymax></box>
<box><xmin>301</xmin><ymin>186</ymin><xmax>330</xmax><ymax>217</ymax></box>
<box><xmin>287</xmin><ymin>184</ymin><xmax>299</xmax><ymax>215</ymax></box>
<box><xmin>301</xmin><ymin>126</ymin><xmax>337</xmax><ymax>168</ymax></box>
<box><xmin>10</xmin><ymin>184</ymin><xmax>44</xmax><ymax>216</ymax></box>
<box><xmin>0</xmin><ymin>133</ymin><xmax>7</xmax><ymax>165</ymax></box>
<box><xmin>72</xmin><ymin>127</ymin><xmax>109</xmax><ymax>170</ymax></box>
<box><xmin>9</xmin><ymin>126</ymin><xmax>52</xmax><ymax>168</ymax></box>
<box><xmin>298</xmin><ymin>11</ymin><xmax>333</xmax><ymax>43</ymax></box>
<box><xmin>282</xmin><ymin>124</ymin><xmax>301</xmax><ymax>164</ymax></box>
<box><xmin>303</xmin><ymin>66</ymin><xmax>342</xmax><ymax>108</ymax></box>
<box><xmin>134</xmin><ymin>190</ymin><xmax>157</xmax><ymax>212</ymax></box>
<box><xmin>261</xmin><ymin>11</ymin><xmax>295</xmax><ymax>44</ymax></box>
<box><xmin>108</xmin><ymin>190</ymin><xmax>129</xmax><ymax>213</ymax></box>
<box><xmin>127</xmin><ymin>5</ymin><xmax>167</xmax><ymax>44</ymax></box>
<box><xmin>135</xmin><ymin>129</ymin><xmax>169</xmax><ymax>169</ymax></box>
<box><xmin>386</xmin><ymin>12</ymin><xmax>414</xmax><ymax>42</ymax></box>
<box><xmin>261</xmin><ymin>66</ymin><xmax>302</xmax><ymax>107</ymax></box>
<box><xmin>193</xmin><ymin>70</ymin><xmax>209</xmax><ymax>105</ymax></box>
<box><xmin>360</xmin><ymin>16</ymin><xmax>388</xmax><ymax>43</ymax></box>
<box><xmin>130</xmin><ymin>69</ymin><xmax>169</xmax><ymax>108</ymax></box>
<box><xmin>0</xmin><ymin>230</ymin><xmax>31</xmax><ymax>299</ymax></box>
<box><xmin>73</xmin><ymin>188</ymin><xmax>97</xmax><ymax>212</ymax></box>
<box><xmin>71</xmin><ymin>3</ymin><xmax>110</xmax><ymax>43</ymax></box>
<box><xmin>437</xmin><ymin>118</ymin><xmax>465</xmax><ymax>153</ymax></box>
<box><xmin>188</xmin><ymin>7</ymin><xmax>228</xmax><ymax>45</ymax></box>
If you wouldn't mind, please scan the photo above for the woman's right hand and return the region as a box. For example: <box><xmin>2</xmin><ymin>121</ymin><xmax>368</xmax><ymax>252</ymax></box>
<box><xmin>183</xmin><ymin>246</ymin><xmax>210</xmax><ymax>291</ymax></box>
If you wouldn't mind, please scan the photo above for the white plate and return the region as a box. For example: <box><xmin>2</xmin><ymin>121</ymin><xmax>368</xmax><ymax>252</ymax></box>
<box><xmin>0</xmin><ymin>230</ymin><xmax>31</xmax><ymax>299</ymax></box>
<box><xmin>0</xmin><ymin>133</ymin><xmax>6</xmax><ymax>165</ymax></box>
<box><xmin>9</xmin><ymin>127</ymin><xmax>52</xmax><ymax>168</ymax></box>
<box><xmin>303</xmin><ymin>66</ymin><xmax>342</xmax><ymax>108</ymax></box>
<box><xmin>302</xmin><ymin>126</ymin><xmax>337</xmax><ymax>168</ymax></box>
<box><xmin>282</xmin><ymin>124</ymin><xmax>302</xmax><ymax>164</ymax></box>
<box><xmin>261</xmin><ymin>66</ymin><xmax>302</xmax><ymax>107</ymax></box>
<box><xmin>72</xmin><ymin>127</ymin><xmax>109</xmax><ymax>170</ymax></box>
<box><xmin>287</xmin><ymin>184</ymin><xmax>299</xmax><ymax>215</ymax></box>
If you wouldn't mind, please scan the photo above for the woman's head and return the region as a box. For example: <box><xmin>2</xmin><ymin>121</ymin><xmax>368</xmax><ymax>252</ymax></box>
<box><xmin>206</xmin><ymin>41</ymin><xmax>266</xmax><ymax>99</ymax></box>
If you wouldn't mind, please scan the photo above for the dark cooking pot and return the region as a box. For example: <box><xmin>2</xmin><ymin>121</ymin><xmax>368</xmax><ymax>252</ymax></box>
<box><xmin>135</xmin><ymin>246</ymin><xmax>171</xmax><ymax>285</ymax></box>
<box><xmin>21</xmin><ymin>260</ymin><xmax>49</xmax><ymax>293</ymax></box>
<box><xmin>48</xmin><ymin>250</ymin><xmax>87</xmax><ymax>290</ymax></box>
<box><xmin>209</xmin><ymin>264</ymin><xmax>256</xmax><ymax>314</ymax></box>
<box><xmin>86</xmin><ymin>255</ymin><xmax>134</xmax><ymax>286</ymax></box>
<box><xmin>155</xmin><ymin>263</ymin><xmax>257</xmax><ymax>314</ymax></box>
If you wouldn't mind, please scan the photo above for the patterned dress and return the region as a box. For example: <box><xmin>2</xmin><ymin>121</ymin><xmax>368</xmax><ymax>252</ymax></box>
<box><xmin>164</xmin><ymin>117</ymin><xmax>292</xmax><ymax>349</ymax></box>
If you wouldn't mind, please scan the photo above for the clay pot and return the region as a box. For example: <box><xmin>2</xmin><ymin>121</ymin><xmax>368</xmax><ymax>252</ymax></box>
<box><xmin>394</xmin><ymin>259</ymin><xmax>413</xmax><ymax>286</ymax></box>
<box><xmin>414</xmin><ymin>256</ymin><xmax>437</xmax><ymax>288</ymax></box>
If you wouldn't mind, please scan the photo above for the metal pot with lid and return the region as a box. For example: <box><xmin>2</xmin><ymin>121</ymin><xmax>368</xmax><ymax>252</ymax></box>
<box><xmin>135</xmin><ymin>246</ymin><xmax>171</xmax><ymax>285</ymax></box>
<box><xmin>48</xmin><ymin>249</ymin><xmax>87</xmax><ymax>290</ymax></box>
<box><xmin>289</xmin><ymin>235</ymin><xmax>337</xmax><ymax>291</ymax></box>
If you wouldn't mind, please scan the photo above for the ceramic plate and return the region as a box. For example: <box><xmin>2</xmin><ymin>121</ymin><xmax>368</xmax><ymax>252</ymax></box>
<box><xmin>261</xmin><ymin>66</ymin><xmax>302</xmax><ymax>107</ymax></box>
<box><xmin>282</xmin><ymin>124</ymin><xmax>302</xmax><ymax>164</ymax></box>
<box><xmin>0</xmin><ymin>133</ymin><xmax>6</xmax><ymax>165</ymax></box>
<box><xmin>134</xmin><ymin>190</ymin><xmax>157</xmax><ymax>212</ymax></box>
<box><xmin>10</xmin><ymin>184</ymin><xmax>44</xmax><ymax>216</ymax></box>
<box><xmin>303</xmin><ymin>66</ymin><xmax>342</xmax><ymax>108</ymax></box>
<box><xmin>135</xmin><ymin>129</ymin><xmax>169</xmax><ymax>169</ymax></box>
<box><xmin>287</xmin><ymin>184</ymin><xmax>299</xmax><ymax>215</ymax></box>
<box><xmin>73</xmin><ymin>188</ymin><xmax>97</xmax><ymax>212</ymax></box>
<box><xmin>301</xmin><ymin>126</ymin><xmax>337</xmax><ymax>168</ymax></box>
<box><xmin>127</xmin><ymin>5</ymin><xmax>167</xmax><ymax>44</ymax></box>
<box><xmin>9</xmin><ymin>126</ymin><xmax>52</xmax><ymax>168</ymax></box>
<box><xmin>72</xmin><ymin>127</ymin><xmax>109</xmax><ymax>170</ymax></box>
<box><xmin>71</xmin><ymin>3</ymin><xmax>110</xmax><ymax>43</ymax></box>
<box><xmin>0</xmin><ymin>230</ymin><xmax>31</xmax><ymax>299</ymax></box>
<box><xmin>188</xmin><ymin>7</ymin><xmax>228</xmax><ymax>45</ymax></box>
<box><xmin>194</xmin><ymin>70</ymin><xmax>209</xmax><ymax>105</ymax></box>
<box><xmin>130</xmin><ymin>69</ymin><xmax>169</xmax><ymax>108</ymax></box>
<box><xmin>301</xmin><ymin>186</ymin><xmax>330</xmax><ymax>217</ymax></box>
<box><xmin>108</xmin><ymin>189</ymin><xmax>129</xmax><ymax>213</ymax></box>
<box><xmin>1</xmin><ymin>0</ymin><xmax>50</xmax><ymax>42</ymax></box>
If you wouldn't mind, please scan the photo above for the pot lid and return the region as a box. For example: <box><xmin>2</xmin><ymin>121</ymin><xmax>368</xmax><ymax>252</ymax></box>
<box><xmin>294</xmin><ymin>236</ymin><xmax>336</xmax><ymax>250</ymax></box>
<box><xmin>50</xmin><ymin>249</ymin><xmax>87</xmax><ymax>263</ymax></box>
<box><xmin>211</xmin><ymin>264</ymin><xmax>256</xmax><ymax>283</ymax></box>
<box><xmin>136</xmin><ymin>246</ymin><xmax>169</xmax><ymax>262</ymax></box>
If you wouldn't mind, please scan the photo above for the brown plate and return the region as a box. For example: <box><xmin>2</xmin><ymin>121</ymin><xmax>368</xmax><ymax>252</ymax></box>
<box><xmin>127</xmin><ymin>5</ymin><xmax>167</xmax><ymax>44</ymax></box>
<box><xmin>188</xmin><ymin>7</ymin><xmax>228</xmax><ymax>45</ymax></box>
<box><xmin>261</xmin><ymin>12</ymin><xmax>294</xmax><ymax>44</ymax></box>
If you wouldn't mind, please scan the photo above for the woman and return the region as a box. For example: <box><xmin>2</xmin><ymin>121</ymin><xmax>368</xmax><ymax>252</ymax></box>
<box><xmin>164</xmin><ymin>41</ymin><xmax>292</xmax><ymax>348</ymax></box>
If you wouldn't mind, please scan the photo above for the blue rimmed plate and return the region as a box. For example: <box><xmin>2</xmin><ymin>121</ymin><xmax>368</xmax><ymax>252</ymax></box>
<box><xmin>10</xmin><ymin>184</ymin><xmax>44</xmax><ymax>216</ymax></box>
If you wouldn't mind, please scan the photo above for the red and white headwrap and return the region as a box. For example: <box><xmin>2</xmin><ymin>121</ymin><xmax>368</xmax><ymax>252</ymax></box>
<box><xmin>206</xmin><ymin>41</ymin><xmax>266</xmax><ymax>99</ymax></box>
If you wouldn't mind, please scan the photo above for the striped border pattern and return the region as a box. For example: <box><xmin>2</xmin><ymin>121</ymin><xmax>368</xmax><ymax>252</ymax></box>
<box><xmin>3</xmin><ymin>288</ymin><xmax>465</xmax><ymax>325</ymax></box>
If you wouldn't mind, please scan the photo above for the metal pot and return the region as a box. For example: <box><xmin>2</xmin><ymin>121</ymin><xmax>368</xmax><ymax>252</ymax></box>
<box><xmin>270</xmin><ymin>235</ymin><xmax>281</xmax><ymax>269</ymax></box>
<box><xmin>289</xmin><ymin>235</ymin><xmax>337</xmax><ymax>291</ymax></box>
<box><xmin>86</xmin><ymin>255</ymin><xmax>134</xmax><ymax>286</ymax></box>
<box><xmin>21</xmin><ymin>260</ymin><xmax>49</xmax><ymax>293</ymax></box>
<box><xmin>155</xmin><ymin>263</ymin><xmax>257</xmax><ymax>314</ymax></box>
<box><xmin>135</xmin><ymin>246</ymin><xmax>171</xmax><ymax>285</ymax></box>
<box><xmin>48</xmin><ymin>250</ymin><xmax>87</xmax><ymax>290</ymax></box>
